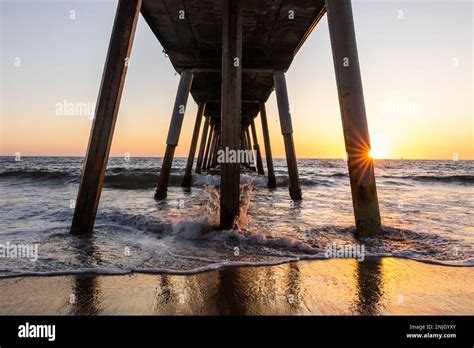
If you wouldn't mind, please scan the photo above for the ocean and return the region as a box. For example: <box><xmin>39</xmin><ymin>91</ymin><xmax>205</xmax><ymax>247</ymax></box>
<box><xmin>0</xmin><ymin>156</ymin><xmax>472</xmax><ymax>278</ymax></box>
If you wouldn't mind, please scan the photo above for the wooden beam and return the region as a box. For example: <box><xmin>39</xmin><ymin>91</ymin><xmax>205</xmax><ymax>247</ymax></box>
<box><xmin>205</xmin><ymin>99</ymin><xmax>260</xmax><ymax>104</ymax></box>
<box><xmin>176</xmin><ymin>68</ymin><xmax>279</xmax><ymax>74</ymax></box>
<box><xmin>220</xmin><ymin>0</ymin><xmax>242</xmax><ymax>229</ymax></box>
<box><xmin>326</xmin><ymin>0</ymin><xmax>381</xmax><ymax>237</ymax></box>
<box><xmin>70</xmin><ymin>0</ymin><xmax>142</xmax><ymax>235</ymax></box>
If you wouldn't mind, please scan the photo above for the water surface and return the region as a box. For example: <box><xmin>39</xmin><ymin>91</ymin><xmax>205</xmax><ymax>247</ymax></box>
<box><xmin>0</xmin><ymin>156</ymin><xmax>472</xmax><ymax>277</ymax></box>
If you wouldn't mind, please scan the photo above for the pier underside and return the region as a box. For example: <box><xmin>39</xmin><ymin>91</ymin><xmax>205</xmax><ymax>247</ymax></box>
<box><xmin>71</xmin><ymin>0</ymin><xmax>382</xmax><ymax>237</ymax></box>
<box><xmin>141</xmin><ymin>0</ymin><xmax>326</xmax><ymax>118</ymax></box>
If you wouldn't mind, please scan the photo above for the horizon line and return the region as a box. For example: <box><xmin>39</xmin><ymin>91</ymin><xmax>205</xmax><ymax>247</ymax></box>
<box><xmin>0</xmin><ymin>155</ymin><xmax>472</xmax><ymax>161</ymax></box>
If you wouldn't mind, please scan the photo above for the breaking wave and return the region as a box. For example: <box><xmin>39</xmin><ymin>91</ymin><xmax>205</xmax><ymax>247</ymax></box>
<box><xmin>0</xmin><ymin>169</ymin><xmax>76</xmax><ymax>183</ymax></box>
<box><xmin>1</xmin><ymin>206</ymin><xmax>472</xmax><ymax>279</ymax></box>
<box><xmin>381</xmin><ymin>174</ymin><xmax>474</xmax><ymax>184</ymax></box>
<box><xmin>1</xmin><ymin>167</ymin><xmax>472</xmax><ymax>189</ymax></box>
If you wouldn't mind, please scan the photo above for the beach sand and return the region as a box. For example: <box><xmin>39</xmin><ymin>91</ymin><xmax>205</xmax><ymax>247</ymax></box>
<box><xmin>1</xmin><ymin>258</ymin><xmax>473</xmax><ymax>315</ymax></box>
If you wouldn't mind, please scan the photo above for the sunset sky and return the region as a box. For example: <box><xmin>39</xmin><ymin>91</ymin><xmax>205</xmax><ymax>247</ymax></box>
<box><xmin>1</xmin><ymin>0</ymin><xmax>472</xmax><ymax>159</ymax></box>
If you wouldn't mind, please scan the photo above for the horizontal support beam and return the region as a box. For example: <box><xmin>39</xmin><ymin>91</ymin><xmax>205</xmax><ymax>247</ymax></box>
<box><xmin>205</xmin><ymin>99</ymin><xmax>261</xmax><ymax>104</ymax></box>
<box><xmin>176</xmin><ymin>68</ymin><xmax>283</xmax><ymax>74</ymax></box>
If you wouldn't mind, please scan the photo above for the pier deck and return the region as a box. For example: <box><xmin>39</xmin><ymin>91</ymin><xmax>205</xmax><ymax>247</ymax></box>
<box><xmin>141</xmin><ymin>0</ymin><xmax>326</xmax><ymax>118</ymax></box>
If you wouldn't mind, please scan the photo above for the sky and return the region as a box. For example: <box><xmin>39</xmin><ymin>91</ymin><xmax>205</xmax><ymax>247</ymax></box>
<box><xmin>0</xmin><ymin>0</ymin><xmax>473</xmax><ymax>159</ymax></box>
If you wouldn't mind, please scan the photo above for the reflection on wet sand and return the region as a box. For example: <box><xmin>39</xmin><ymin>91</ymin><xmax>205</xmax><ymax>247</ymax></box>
<box><xmin>284</xmin><ymin>262</ymin><xmax>304</xmax><ymax>314</ymax></box>
<box><xmin>155</xmin><ymin>275</ymin><xmax>174</xmax><ymax>309</ymax></box>
<box><xmin>213</xmin><ymin>263</ymin><xmax>303</xmax><ymax>315</ymax></box>
<box><xmin>72</xmin><ymin>276</ymin><xmax>99</xmax><ymax>315</ymax></box>
<box><xmin>1</xmin><ymin>258</ymin><xmax>472</xmax><ymax>315</ymax></box>
<box><xmin>71</xmin><ymin>235</ymin><xmax>100</xmax><ymax>315</ymax></box>
<box><xmin>217</xmin><ymin>268</ymin><xmax>244</xmax><ymax>315</ymax></box>
<box><xmin>353</xmin><ymin>258</ymin><xmax>384</xmax><ymax>315</ymax></box>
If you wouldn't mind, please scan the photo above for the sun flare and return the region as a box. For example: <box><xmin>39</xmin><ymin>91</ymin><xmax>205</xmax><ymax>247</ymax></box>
<box><xmin>369</xmin><ymin>134</ymin><xmax>391</xmax><ymax>159</ymax></box>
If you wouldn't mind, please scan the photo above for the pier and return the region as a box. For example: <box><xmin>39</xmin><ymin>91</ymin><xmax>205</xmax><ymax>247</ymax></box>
<box><xmin>70</xmin><ymin>0</ymin><xmax>381</xmax><ymax>237</ymax></box>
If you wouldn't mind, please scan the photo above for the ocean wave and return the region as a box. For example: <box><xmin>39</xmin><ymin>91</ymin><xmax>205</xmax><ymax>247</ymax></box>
<box><xmin>1</xmin><ymin>219</ymin><xmax>473</xmax><ymax>279</ymax></box>
<box><xmin>0</xmin><ymin>169</ymin><xmax>76</xmax><ymax>183</ymax></box>
<box><xmin>3</xmin><ymin>168</ymin><xmax>470</xmax><ymax>189</ymax></box>
<box><xmin>1</xmin><ymin>252</ymin><xmax>472</xmax><ymax>280</ymax></box>
<box><xmin>7</xmin><ymin>206</ymin><xmax>474</xmax><ymax>271</ymax></box>
<box><xmin>82</xmin><ymin>210</ymin><xmax>474</xmax><ymax>266</ymax></box>
<box><xmin>0</xmin><ymin>169</ymin><xmax>295</xmax><ymax>189</ymax></box>
<box><xmin>381</xmin><ymin>174</ymin><xmax>474</xmax><ymax>184</ymax></box>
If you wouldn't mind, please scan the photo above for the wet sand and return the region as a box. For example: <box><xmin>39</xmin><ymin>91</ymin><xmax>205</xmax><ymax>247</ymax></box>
<box><xmin>0</xmin><ymin>258</ymin><xmax>473</xmax><ymax>315</ymax></box>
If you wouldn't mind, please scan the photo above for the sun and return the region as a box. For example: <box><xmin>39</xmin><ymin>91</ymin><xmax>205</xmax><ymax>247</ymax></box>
<box><xmin>369</xmin><ymin>134</ymin><xmax>391</xmax><ymax>159</ymax></box>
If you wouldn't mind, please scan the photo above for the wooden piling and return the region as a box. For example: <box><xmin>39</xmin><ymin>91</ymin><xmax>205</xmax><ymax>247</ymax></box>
<box><xmin>242</xmin><ymin>128</ymin><xmax>251</xmax><ymax>169</ymax></box>
<box><xmin>245</xmin><ymin>127</ymin><xmax>256</xmax><ymax>171</ymax></box>
<box><xmin>70</xmin><ymin>0</ymin><xmax>142</xmax><ymax>235</ymax></box>
<box><xmin>220</xmin><ymin>0</ymin><xmax>242</xmax><ymax>229</ymax></box>
<box><xmin>155</xmin><ymin>70</ymin><xmax>194</xmax><ymax>200</ymax></box>
<box><xmin>203</xmin><ymin>124</ymin><xmax>214</xmax><ymax>171</ymax></box>
<box><xmin>259</xmin><ymin>102</ymin><xmax>277</xmax><ymax>188</ymax></box>
<box><xmin>211</xmin><ymin>131</ymin><xmax>221</xmax><ymax>168</ymax></box>
<box><xmin>207</xmin><ymin>127</ymin><xmax>217</xmax><ymax>169</ymax></box>
<box><xmin>250</xmin><ymin>119</ymin><xmax>265</xmax><ymax>175</ymax></box>
<box><xmin>195</xmin><ymin>116</ymin><xmax>210</xmax><ymax>174</ymax></box>
<box><xmin>325</xmin><ymin>0</ymin><xmax>381</xmax><ymax>237</ymax></box>
<box><xmin>182</xmin><ymin>102</ymin><xmax>206</xmax><ymax>187</ymax></box>
<box><xmin>273</xmin><ymin>72</ymin><xmax>302</xmax><ymax>200</ymax></box>
<box><xmin>240</xmin><ymin>129</ymin><xmax>247</xmax><ymax>169</ymax></box>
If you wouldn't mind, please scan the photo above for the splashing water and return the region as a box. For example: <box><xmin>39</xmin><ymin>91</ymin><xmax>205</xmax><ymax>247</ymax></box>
<box><xmin>203</xmin><ymin>185</ymin><xmax>220</xmax><ymax>227</ymax></box>
<box><xmin>235</xmin><ymin>181</ymin><xmax>255</xmax><ymax>231</ymax></box>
